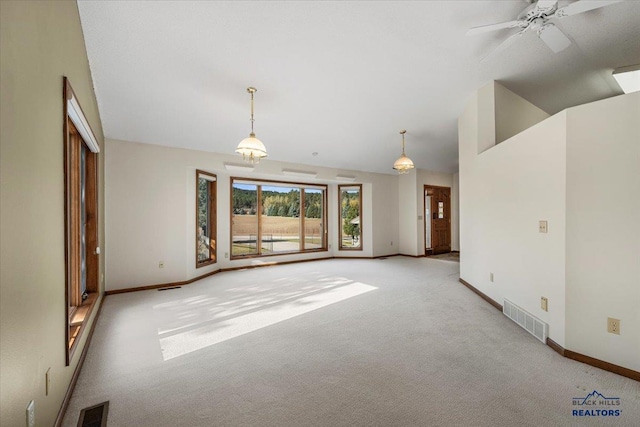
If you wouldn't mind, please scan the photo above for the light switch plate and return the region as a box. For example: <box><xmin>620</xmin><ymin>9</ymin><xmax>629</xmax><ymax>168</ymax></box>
<box><xmin>26</xmin><ymin>400</ymin><xmax>35</xmax><ymax>427</ymax></box>
<box><xmin>539</xmin><ymin>220</ymin><xmax>548</xmax><ymax>233</ymax></box>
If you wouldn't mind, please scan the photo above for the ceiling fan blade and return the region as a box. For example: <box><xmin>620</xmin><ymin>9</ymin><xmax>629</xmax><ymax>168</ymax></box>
<box><xmin>533</xmin><ymin>0</ymin><xmax>558</xmax><ymax>13</ymax></box>
<box><xmin>538</xmin><ymin>24</ymin><xmax>572</xmax><ymax>53</ymax></box>
<box><xmin>555</xmin><ymin>0</ymin><xmax>623</xmax><ymax>18</ymax></box>
<box><xmin>481</xmin><ymin>29</ymin><xmax>527</xmax><ymax>62</ymax></box>
<box><xmin>467</xmin><ymin>20</ymin><xmax>525</xmax><ymax>36</ymax></box>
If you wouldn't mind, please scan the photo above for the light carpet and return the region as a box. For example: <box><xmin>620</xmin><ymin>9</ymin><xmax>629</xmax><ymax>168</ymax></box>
<box><xmin>63</xmin><ymin>257</ymin><xmax>639</xmax><ymax>426</ymax></box>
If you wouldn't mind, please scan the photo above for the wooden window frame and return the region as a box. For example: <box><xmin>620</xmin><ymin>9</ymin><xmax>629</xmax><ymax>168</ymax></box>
<box><xmin>63</xmin><ymin>77</ymin><xmax>100</xmax><ymax>365</ymax></box>
<box><xmin>338</xmin><ymin>184</ymin><xmax>363</xmax><ymax>251</ymax></box>
<box><xmin>230</xmin><ymin>177</ymin><xmax>328</xmax><ymax>259</ymax></box>
<box><xmin>196</xmin><ymin>170</ymin><xmax>217</xmax><ymax>268</ymax></box>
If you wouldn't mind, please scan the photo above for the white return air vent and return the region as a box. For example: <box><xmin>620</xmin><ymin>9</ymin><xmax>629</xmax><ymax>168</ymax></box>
<box><xmin>503</xmin><ymin>299</ymin><xmax>547</xmax><ymax>343</ymax></box>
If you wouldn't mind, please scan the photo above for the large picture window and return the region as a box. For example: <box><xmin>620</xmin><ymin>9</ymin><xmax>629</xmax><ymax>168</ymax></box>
<box><xmin>339</xmin><ymin>184</ymin><xmax>362</xmax><ymax>250</ymax></box>
<box><xmin>196</xmin><ymin>170</ymin><xmax>217</xmax><ymax>267</ymax></box>
<box><xmin>231</xmin><ymin>178</ymin><xmax>327</xmax><ymax>258</ymax></box>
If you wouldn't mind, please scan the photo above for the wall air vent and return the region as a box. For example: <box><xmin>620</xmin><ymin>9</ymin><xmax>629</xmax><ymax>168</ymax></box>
<box><xmin>503</xmin><ymin>298</ymin><xmax>547</xmax><ymax>343</ymax></box>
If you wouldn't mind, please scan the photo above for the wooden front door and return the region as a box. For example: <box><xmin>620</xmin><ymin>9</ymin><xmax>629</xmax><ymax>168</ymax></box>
<box><xmin>426</xmin><ymin>186</ymin><xmax>451</xmax><ymax>255</ymax></box>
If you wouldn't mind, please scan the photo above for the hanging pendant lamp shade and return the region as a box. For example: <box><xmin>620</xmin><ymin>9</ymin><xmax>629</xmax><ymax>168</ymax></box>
<box><xmin>236</xmin><ymin>87</ymin><xmax>268</xmax><ymax>163</ymax></box>
<box><xmin>393</xmin><ymin>130</ymin><xmax>415</xmax><ymax>174</ymax></box>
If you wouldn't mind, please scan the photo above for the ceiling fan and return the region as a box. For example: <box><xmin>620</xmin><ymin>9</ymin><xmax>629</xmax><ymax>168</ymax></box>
<box><xmin>467</xmin><ymin>0</ymin><xmax>623</xmax><ymax>60</ymax></box>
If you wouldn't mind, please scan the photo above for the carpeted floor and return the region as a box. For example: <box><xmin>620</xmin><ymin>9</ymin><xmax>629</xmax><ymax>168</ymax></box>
<box><xmin>63</xmin><ymin>257</ymin><xmax>639</xmax><ymax>426</ymax></box>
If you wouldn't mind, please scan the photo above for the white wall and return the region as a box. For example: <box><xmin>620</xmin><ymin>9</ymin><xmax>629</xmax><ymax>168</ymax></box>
<box><xmin>105</xmin><ymin>139</ymin><xmax>402</xmax><ymax>290</ymax></box>
<box><xmin>371</xmin><ymin>176</ymin><xmax>400</xmax><ymax>257</ymax></box>
<box><xmin>477</xmin><ymin>82</ymin><xmax>550</xmax><ymax>153</ymax></box>
<box><xmin>459</xmin><ymin>86</ymin><xmax>568</xmax><ymax>346</ymax></box>
<box><xmin>565</xmin><ymin>92</ymin><xmax>640</xmax><ymax>371</ymax></box>
<box><xmin>451</xmin><ymin>172</ymin><xmax>460</xmax><ymax>251</ymax></box>
<box><xmin>398</xmin><ymin>170</ymin><xmax>418</xmax><ymax>256</ymax></box>
<box><xmin>494</xmin><ymin>82</ymin><xmax>550</xmax><ymax>144</ymax></box>
<box><xmin>460</xmin><ymin>82</ymin><xmax>639</xmax><ymax>373</ymax></box>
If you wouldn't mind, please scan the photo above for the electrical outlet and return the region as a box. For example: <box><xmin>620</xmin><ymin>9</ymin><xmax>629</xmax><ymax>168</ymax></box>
<box><xmin>159</xmin><ymin>261</ymin><xmax>164</xmax><ymax>268</ymax></box>
<box><xmin>224</xmin><ymin>252</ymin><xmax>229</xmax><ymax>259</ymax></box>
<box><xmin>607</xmin><ymin>317</ymin><xmax>620</xmax><ymax>335</ymax></box>
<box><xmin>490</xmin><ymin>272</ymin><xmax>494</xmax><ymax>282</ymax></box>
<box><xmin>26</xmin><ymin>400</ymin><xmax>35</xmax><ymax>427</ymax></box>
<box><xmin>390</xmin><ymin>241</ymin><xmax>393</xmax><ymax>246</ymax></box>
<box><xmin>45</xmin><ymin>368</ymin><xmax>51</xmax><ymax>396</ymax></box>
<box><xmin>539</xmin><ymin>220</ymin><xmax>548</xmax><ymax>233</ymax></box>
<box><xmin>541</xmin><ymin>297</ymin><xmax>548</xmax><ymax>312</ymax></box>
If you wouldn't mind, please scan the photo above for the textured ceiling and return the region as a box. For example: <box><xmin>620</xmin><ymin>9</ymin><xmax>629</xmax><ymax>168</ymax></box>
<box><xmin>77</xmin><ymin>0</ymin><xmax>640</xmax><ymax>174</ymax></box>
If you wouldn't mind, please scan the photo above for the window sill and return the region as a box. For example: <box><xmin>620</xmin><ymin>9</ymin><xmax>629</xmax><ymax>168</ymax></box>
<box><xmin>68</xmin><ymin>292</ymin><xmax>98</xmax><ymax>355</ymax></box>
<box><xmin>230</xmin><ymin>247</ymin><xmax>328</xmax><ymax>261</ymax></box>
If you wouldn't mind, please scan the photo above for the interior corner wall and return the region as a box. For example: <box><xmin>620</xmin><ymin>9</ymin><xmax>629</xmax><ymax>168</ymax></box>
<box><xmin>477</xmin><ymin>81</ymin><xmax>550</xmax><ymax>153</ymax></box>
<box><xmin>371</xmin><ymin>176</ymin><xmax>400</xmax><ymax>257</ymax></box>
<box><xmin>494</xmin><ymin>82</ymin><xmax>550</xmax><ymax>144</ymax></box>
<box><xmin>398</xmin><ymin>170</ymin><xmax>418</xmax><ymax>256</ymax></box>
<box><xmin>459</xmin><ymin>87</ymin><xmax>567</xmax><ymax>347</ymax></box>
<box><xmin>565</xmin><ymin>92</ymin><xmax>640</xmax><ymax>371</ymax></box>
<box><xmin>105</xmin><ymin>139</ymin><xmax>399</xmax><ymax>291</ymax></box>
<box><xmin>0</xmin><ymin>2</ymin><xmax>105</xmax><ymax>426</ymax></box>
<box><xmin>451</xmin><ymin>172</ymin><xmax>460</xmax><ymax>251</ymax></box>
<box><xmin>477</xmin><ymin>82</ymin><xmax>496</xmax><ymax>154</ymax></box>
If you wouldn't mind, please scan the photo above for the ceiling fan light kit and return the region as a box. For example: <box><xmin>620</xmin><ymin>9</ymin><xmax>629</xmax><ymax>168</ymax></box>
<box><xmin>393</xmin><ymin>130</ymin><xmax>415</xmax><ymax>175</ymax></box>
<box><xmin>235</xmin><ymin>87</ymin><xmax>268</xmax><ymax>164</ymax></box>
<box><xmin>467</xmin><ymin>0</ymin><xmax>623</xmax><ymax>59</ymax></box>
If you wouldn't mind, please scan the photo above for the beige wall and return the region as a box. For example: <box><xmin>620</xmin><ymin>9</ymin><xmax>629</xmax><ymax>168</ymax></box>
<box><xmin>565</xmin><ymin>92</ymin><xmax>640</xmax><ymax>371</ymax></box>
<box><xmin>1</xmin><ymin>2</ymin><xmax>105</xmax><ymax>426</ymax></box>
<box><xmin>105</xmin><ymin>139</ymin><xmax>406</xmax><ymax>291</ymax></box>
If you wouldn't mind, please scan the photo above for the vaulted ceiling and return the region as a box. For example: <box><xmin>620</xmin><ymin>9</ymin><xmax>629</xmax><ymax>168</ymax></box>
<box><xmin>78</xmin><ymin>0</ymin><xmax>640</xmax><ymax>174</ymax></box>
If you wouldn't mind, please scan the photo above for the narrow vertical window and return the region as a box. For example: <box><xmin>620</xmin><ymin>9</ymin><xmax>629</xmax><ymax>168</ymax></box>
<box><xmin>304</xmin><ymin>188</ymin><xmax>324</xmax><ymax>249</ymax></box>
<box><xmin>232</xmin><ymin>182</ymin><xmax>259</xmax><ymax>257</ymax></box>
<box><xmin>196</xmin><ymin>170</ymin><xmax>217</xmax><ymax>267</ymax></box>
<box><xmin>339</xmin><ymin>184</ymin><xmax>362</xmax><ymax>250</ymax></box>
<box><xmin>64</xmin><ymin>78</ymin><xmax>100</xmax><ymax>364</ymax></box>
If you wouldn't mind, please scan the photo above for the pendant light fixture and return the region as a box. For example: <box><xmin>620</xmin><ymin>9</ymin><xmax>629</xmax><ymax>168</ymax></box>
<box><xmin>235</xmin><ymin>87</ymin><xmax>267</xmax><ymax>163</ymax></box>
<box><xmin>393</xmin><ymin>130</ymin><xmax>415</xmax><ymax>174</ymax></box>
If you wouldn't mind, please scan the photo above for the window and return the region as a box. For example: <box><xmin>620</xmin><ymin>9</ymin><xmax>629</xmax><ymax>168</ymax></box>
<box><xmin>64</xmin><ymin>78</ymin><xmax>100</xmax><ymax>364</ymax></box>
<box><xmin>231</xmin><ymin>178</ymin><xmax>327</xmax><ymax>258</ymax></box>
<box><xmin>339</xmin><ymin>184</ymin><xmax>362</xmax><ymax>250</ymax></box>
<box><xmin>196</xmin><ymin>170</ymin><xmax>217</xmax><ymax>267</ymax></box>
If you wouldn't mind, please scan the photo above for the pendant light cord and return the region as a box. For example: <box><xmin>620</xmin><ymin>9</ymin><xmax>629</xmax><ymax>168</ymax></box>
<box><xmin>250</xmin><ymin>91</ymin><xmax>255</xmax><ymax>134</ymax></box>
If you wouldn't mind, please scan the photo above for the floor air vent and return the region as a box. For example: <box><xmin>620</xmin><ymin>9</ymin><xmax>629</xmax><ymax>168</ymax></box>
<box><xmin>77</xmin><ymin>401</ymin><xmax>108</xmax><ymax>427</ymax></box>
<box><xmin>158</xmin><ymin>286</ymin><xmax>181</xmax><ymax>291</ymax></box>
<box><xmin>503</xmin><ymin>299</ymin><xmax>547</xmax><ymax>343</ymax></box>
